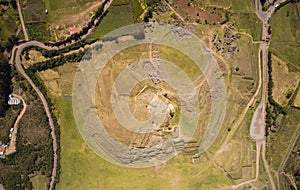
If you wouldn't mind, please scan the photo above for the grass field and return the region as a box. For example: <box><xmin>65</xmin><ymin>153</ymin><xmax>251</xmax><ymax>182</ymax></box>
<box><xmin>231</xmin><ymin>13</ymin><xmax>262</xmax><ymax>41</ymax></box>
<box><xmin>230</xmin><ymin>0</ymin><xmax>255</xmax><ymax>13</ymax></box>
<box><xmin>208</xmin><ymin>34</ymin><xmax>259</xmax><ymax>154</ymax></box>
<box><xmin>270</xmin><ymin>3</ymin><xmax>300</xmax><ymax>72</ymax></box>
<box><xmin>133</xmin><ymin>0</ymin><xmax>144</xmax><ymax>21</ymax></box>
<box><xmin>56</xmin><ymin>96</ymin><xmax>231</xmax><ymax>189</ymax></box>
<box><xmin>267</xmin><ymin>108</ymin><xmax>300</xmax><ymax>170</ymax></box>
<box><xmin>271</xmin><ymin>55</ymin><xmax>300</xmax><ymax>106</ymax></box>
<box><xmin>158</xmin><ymin>46</ymin><xmax>202</xmax><ymax>81</ymax></box>
<box><xmin>30</xmin><ymin>175</ymin><xmax>49</xmax><ymax>190</ymax></box>
<box><xmin>88</xmin><ymin>4</ymin><xmax>134</xmax><ymax>39</ymax></box>
<box><xmin>32</xmin><ymin>40</ymin><xmax>235</xmax><ymax>189</ymax></box>
<box><xmin>27</xmin><ymin>23</ymin><xmax>51</xmax><ymax>42</ymax></box>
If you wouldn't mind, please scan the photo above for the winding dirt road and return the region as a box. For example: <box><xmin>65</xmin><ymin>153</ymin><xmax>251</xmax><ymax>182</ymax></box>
<box><xmin>11</xmin><ymin>0</ymin><xmax>114</xmax><ymax>189</ymax></box>
<box><xmin>14</xmin><ymin>41</ymin><xmax>58</xmax><ymax>190</ymax></box>
<box><xmin>5</xmin><ymin>94</ymin><xmax>27</xmax><ymax>155</ymax></box>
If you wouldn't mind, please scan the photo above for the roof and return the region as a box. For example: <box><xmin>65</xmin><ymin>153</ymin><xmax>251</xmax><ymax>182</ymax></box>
<box><xmin>0</xmin><ymin>146</ymin><xmax>6</xmax><ymax>154</ymax></box>
<box><xmin>70</xmin><ymin>28</ymin><xmax>77</xmax><ymax>35</ymax></box>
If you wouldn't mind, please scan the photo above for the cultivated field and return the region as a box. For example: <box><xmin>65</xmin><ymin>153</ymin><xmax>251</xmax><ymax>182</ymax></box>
<box><xmin>21</xmin><ymin>0</ymin><xmax>52</xmax><ymax>41</ymax></box>
<box><xmin>23</xmin><ymin>0</ymin><xmax>47</xmax><ymax>23</ymax></box>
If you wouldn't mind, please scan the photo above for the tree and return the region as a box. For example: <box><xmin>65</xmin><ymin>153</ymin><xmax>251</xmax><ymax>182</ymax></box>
<box><xmin>0</xmin><ymin>54</ymin><xmax>11</xmax><ymax>116</ymax></box>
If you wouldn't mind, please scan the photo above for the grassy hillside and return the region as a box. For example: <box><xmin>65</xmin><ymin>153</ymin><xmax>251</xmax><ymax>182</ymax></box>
<box><xmin>270</xmin><ymin>3</ymin><xmax>300</xmax><ymax>72</ymax></box>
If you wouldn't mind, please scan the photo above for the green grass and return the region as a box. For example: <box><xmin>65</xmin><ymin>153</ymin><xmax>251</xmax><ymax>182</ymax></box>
<box><xmin>230</xmin><ymin>0</ymin><xmax>255</xmax><ymax>13</ymax></box>
<box><xmin>133</xmin><ymin>0</ymin><xmax>144</xmax><ymax>21</ymax></box>
<box><xmin>231</xmin><ymin>13</ymin><xmax>262</xmax><ymax>41</ymax></box>
<box><xmin>270</xmin><ymin>3</ymin><xmax>300</xmax><ymax>72</ymax></box>
<box><xmin>30</xmin><ymin>175</ymin><xmax>49</xmax><ymax>190</ymax></box>
<box><xmin>88</xmin><ymin>5</ymin><xmax>134</xmax><ymax>39</ymax></box>
<box><xmin>111</xmin><ymin>0</ymin><xmax>130</xmax><ymax>6</ymax></box>
<box><xmin>0</xmin><ymin>19</ymin><xmax>13</xmax><ymax>41</ymax></box>
<box><xmin>27</xmin><ymin>23</ymin><xmax>51</xmax><ymax>42</ymax></box>
<box><xmin>158</xmin><ymin>45</ymin><xmax>202</xmax><ymax>81</ymax></box>
<box><xmin>267</xmin><ymin>108</ymin><xmax>300</xmax><ymax>170</ymax></box>
<box><xmin>56</xmin><ymin>96</ymin><xmax>232</xmax><ymax>189</ymax></box>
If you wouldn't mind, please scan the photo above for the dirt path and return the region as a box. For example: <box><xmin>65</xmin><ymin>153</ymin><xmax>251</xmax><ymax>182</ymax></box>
<box><xmin>262</xmin><ymin>140</ymin><xmax>276</xmax><ymax>190</ymax></box>
<box><xmin>16</xmin><ymin>0</ymin><xmax>29</xmax><ymax>40</ymax></box>
<box><xmin>277</xmin><ymin>123</ymin><xmax>300</xmax><ymax>188</ymax></box>
<box><xmin>10</xmin><ymin>1</ymin><xmax>114</xmax><ymax>189</ymax></box>
<box><xmin>14</xmin><ymin>41</ymin><xmax>58</xmax><ymax>190</ymax></box>
<box><xmin>5</xmin><ymin>94</ymin><xmax>27</xmax><ymax>155</ymax></box>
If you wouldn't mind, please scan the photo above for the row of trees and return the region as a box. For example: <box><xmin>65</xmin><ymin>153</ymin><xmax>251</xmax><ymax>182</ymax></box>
<box><xmin>274</xmin><ymin>0</ymin><xmax>299</xmax><ymax>13</ymax></box>
<box><xmin>27</xmin><ymin>49</ymin><xmax>89</xmax><ymax>73</ymax></box>
<box><xmin>25</xmin><ymin>69</ymin><xmax>61</xmax><ymax>189</ymax></box>
<box><xmin>24</xmin><ymin>38</ymin><xmax>98</xmax><ymax>58</ymax></box>
<box><xmin>0</xmin><ymin>45</ymin><xmax>12</xmax><ymax>117</ymax></box>
<box><xmin>266</xmin><ymin>52</ymin><xmax>287</xmax><ymax>134</ymax></box>
<box><xmin>0</xmin><ymin>0</ymin><xmax>17</xmax><ymax>9</ymax></box>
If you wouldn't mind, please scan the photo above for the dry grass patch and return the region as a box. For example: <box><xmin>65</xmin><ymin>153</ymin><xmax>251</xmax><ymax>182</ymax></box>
<box><xmin>272</xmin><ymin>55</ymin><xmax>300</xmax><ymax>106</ymax></box>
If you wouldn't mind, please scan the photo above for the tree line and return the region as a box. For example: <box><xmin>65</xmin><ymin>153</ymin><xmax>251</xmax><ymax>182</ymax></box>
<box><xmin>0</xmin><ymin>45</ymin><xmax>12</xmax><ymax>117</ymax></box>
<box><xmin>26</xmin><ymin>49</ymin><xmax>90</xmax><ymax>73</ymax></box>
<box><xmin>24</xmin><ymin>38</ymin><xmax>98</xmax><ymax>58</ymax></box>
<box><xmin>265</xmin><ymin>51</ymin><xmax>287</xmax><ymax>134</ymax></box>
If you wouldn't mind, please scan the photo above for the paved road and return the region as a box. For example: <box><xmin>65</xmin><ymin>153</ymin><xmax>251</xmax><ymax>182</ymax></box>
<box><xmin>14</xmin><ymin>41</ymin><xmax>58</xmax><ymax>190</ymax></box>
<box><xmin>16</xmin><ymin>0</ymin><xmax>29</xmax><ymax>41</ymax></box>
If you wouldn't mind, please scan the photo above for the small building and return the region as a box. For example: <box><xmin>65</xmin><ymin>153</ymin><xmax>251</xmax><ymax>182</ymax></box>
<box><xmin>0</xmin><ymin>145</ymin><xmax>6</xmax><ymax>159</ymax></box>
<box><xmin>270</xmin><ymin>125</ymin><xmax>276</xmax><ymax>132</ymax></box>
<box><xmin>8</xmin><ymin>94</ymin><xmax>20</xmax><ymax>105</ymax></box>
<box><xmin>70</xmin><ymin>28</ymin><xmax>77</xmax><ymax>35</ymax></box>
